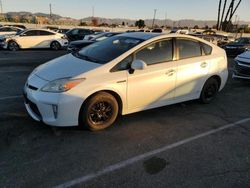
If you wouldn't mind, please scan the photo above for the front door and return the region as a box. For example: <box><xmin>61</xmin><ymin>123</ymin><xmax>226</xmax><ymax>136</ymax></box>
<box><xmin>127</xmin><ymin>39</ymin><xmax>177</xmax><ymax>111</ymax></box>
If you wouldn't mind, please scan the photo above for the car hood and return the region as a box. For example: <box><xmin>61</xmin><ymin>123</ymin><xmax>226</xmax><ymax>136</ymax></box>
<box><xmin>33</xmin><ymin>53</ymin><xmax>101</xmax><ymax>81</ymax></box>
<box><xmin>235</xmin><ymin>50</ymin><xmax>250</xmax><ymax>63</ymax></box>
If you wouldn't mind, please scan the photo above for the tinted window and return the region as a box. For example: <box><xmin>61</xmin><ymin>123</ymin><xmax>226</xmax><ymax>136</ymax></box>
<box><xmin>78</xmin><ymin>36</ymin><xmax>142</xmax><ymax>64</ymax></box>
<box><xmin>177</xmin><ymin>39</ymin><xmax>202</xmax><ymax>59</ymax></box>
<box><xmin>79</xmin><ymin>29</ymin><xmax>92</xmax><ymax>35</ymax></box>
<box><xmin>202</xmin><ymin>43</ymin><xmax>212</xmax><ymax>55</ymax></box>
<box><xmin>112</xmin><ymin>55</ymin><xmax>133</xmax><ymax>72</ymax></box>
<box><xmin>71</xmin><ymin>29</ymin><xmax>79</xmax><ymax>35</ymax></box>
<box><xmin>9</xmin><ymin>27</ymin><xmax>19</xmax><ymax>32</ymax></box>
<box><xmin>135</xmin><ymin>39</ymin><xmax>173</xmax><ymax>65</ymax></box>
<box><xmin>0</xmin><ymin>27</ymin><xmax>10</xmax><ymax>32</ymax></box>
<box><xmin>23</xmin><ymin>30</ymin><xmax>39</xmax><ymax>36</ymax></box>
<box><xmin>236</xmin><ymin>38</ymin><xmax>250</xmax><ymax>44</ymax></box>
<box><xmin>39</xmin><ymin>30</ymin><xmax>54</xmax><ymax>35</ymax></box>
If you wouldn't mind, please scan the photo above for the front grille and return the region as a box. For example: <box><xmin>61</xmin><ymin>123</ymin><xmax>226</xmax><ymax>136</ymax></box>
<box><xmin>24</xmin><ymin>94</ymin><xmax>41</xmax><ymax>118</ymax></box>
<box><xmin>235</xmin><ymin>61</ymin><xmax>250</xmax><ymax>76</ymax></box>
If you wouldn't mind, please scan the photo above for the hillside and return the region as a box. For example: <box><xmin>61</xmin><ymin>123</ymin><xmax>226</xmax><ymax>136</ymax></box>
<box><xmin>1</xmin><ymin>11</ymin><xmax>249</xmax><ymax>28</ymax></box>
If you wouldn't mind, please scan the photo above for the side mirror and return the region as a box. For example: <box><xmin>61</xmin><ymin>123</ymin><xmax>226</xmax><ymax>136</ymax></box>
<box><xmin>131</xmin><ymin>59</ymin><xmax>147</xmax><ymax>70</ymax></box>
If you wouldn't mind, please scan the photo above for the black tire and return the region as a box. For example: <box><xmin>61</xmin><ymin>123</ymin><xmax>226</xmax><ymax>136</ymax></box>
<box><xmin>8</xmin><ymin>41</ymin><xmax>19</xmax><ymax>51</ymax></box>
<box><xmin>50</xmin><ymin>41</ymin><xmax>61</xmax><ymax>50</ymax></box>
<box><xmin>80</xmin><ymin>92</ymin><xmax>119</xmax><ymax>131</ymax></box>
<box><xmin>200</xmin><ymin>78</ymin><xmax>219</xmax><ymax>104</ymax></box>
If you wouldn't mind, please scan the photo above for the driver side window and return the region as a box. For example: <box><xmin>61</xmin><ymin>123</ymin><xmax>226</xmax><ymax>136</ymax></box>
<box><xmin>135</xmin><ymin>39</ymin><xmax>173</xmax><ymax>65</ymax></box>
<box><xmin>111</xmin><ymin>55</ymin><xmax>133</xmax><ymax>72</ymax></box>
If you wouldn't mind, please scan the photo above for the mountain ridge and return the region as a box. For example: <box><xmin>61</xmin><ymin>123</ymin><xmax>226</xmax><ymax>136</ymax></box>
<box><xmin>2</xmin><ymin>11</ymin><xmax>250</xmax><ymax>27</ymax></box>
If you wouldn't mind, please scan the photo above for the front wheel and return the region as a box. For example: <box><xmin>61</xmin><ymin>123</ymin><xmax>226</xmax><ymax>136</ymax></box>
<box><xmin>200</xmin><ymin>78</ymin><xmax>219</xmax><ymax>104</ymax></box>
<box><xmin>8</xmin><ymin>41</ymin><xmax>19</xmax><ymax>51</ymax></box>
<box><xmin>80</xmin><ymin>92</ymin><xmax>119</xmax><ymax>131</ymax></box>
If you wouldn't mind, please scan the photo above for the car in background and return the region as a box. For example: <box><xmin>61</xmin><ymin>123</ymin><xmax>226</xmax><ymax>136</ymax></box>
<box><xmin>4</xmin><ymin>24</ymin><xmax>26</xmax><ymax>29</ymax></box>
<box><xmin>84</xmin><ymin>31</ymin><xmax>104</xmax><ymax>40</ymax></box>
<box><xmin>56</xmin><ymin>28</ymin><xmax>70</xmax><ymax>34</ymax></box>
<box><xmin>24</xmin><ymin>32</ymin><xmax>228</xmax><ymax>131</ymax></box>
<box><xmin>0</xmin><ymin>26</ymin><xmax>23</xmax><ymax>37</ymax></box>
<box><xmin>67</xmin><ymin>32</ymin><xmax>122</xmax><ymax>52</ymax></box>
<box><xmin>66</xmin><ymin>28</ymin><xmax>95</xmax><ymax>41</ymax></box>
<box><xmin>223</xmin><ymin>37</ymin><xmax>250</xmax><ymax>57</ymax></box>
<box><xmin>2</xmin><ymin>29</ymin><xmax>68</xmax><ymax>51</ymax></box>
<box><xmin>151</xmin><ymin>28</ymin><xmax>163</xmax><ymax>33</ymax></box>
<box><xmin>233</xmin><ymin>50</ymin><xmax>250</xmax><ymax>80</ymax></box>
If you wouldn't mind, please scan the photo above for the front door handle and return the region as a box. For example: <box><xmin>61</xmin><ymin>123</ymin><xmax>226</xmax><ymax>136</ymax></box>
<box><xmin>200</xmin><ymin>62</ymin><xmax>208</xmax><ymax>68</ymax></box>
<box><xmin>166</xmin><ymin>70</ymin><xmax>175</xmax><ymax>76</ymax></box>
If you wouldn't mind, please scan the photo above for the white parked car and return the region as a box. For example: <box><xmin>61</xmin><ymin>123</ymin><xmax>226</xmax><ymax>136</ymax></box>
<box><xmin>233</xmin><ymin>50</ymin><xmax>250</xmax><ymax>79</ymax></box>
<box><xmin>24</xmin><ymin>33</ymin><xmax>228</xmax><ymax>131</ymax></box>
<box><xmin>2</xmin><ymin>29</ymin><xmax>68</xmax><ymax>51</ymax></box>
<box><xmin>0</xmin><ymin>26</ymin><xmax>23</xmax><ymax>37</ymax></box>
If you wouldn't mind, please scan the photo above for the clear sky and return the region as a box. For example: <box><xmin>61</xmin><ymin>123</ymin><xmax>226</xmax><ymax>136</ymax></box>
<box><xmin>2</xmin><ymin>0</ymin><xmax>250</xmax><ymax>21</ymax></box>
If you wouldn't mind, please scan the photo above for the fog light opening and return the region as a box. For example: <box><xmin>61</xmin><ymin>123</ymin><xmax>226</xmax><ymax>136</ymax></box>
<box><xmin>52</xmin><ymin>104</ymin><xmax>58</xmax><ymax>119</ymax></box>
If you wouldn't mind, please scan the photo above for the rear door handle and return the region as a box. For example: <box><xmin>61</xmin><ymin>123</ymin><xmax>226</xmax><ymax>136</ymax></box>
<box><xmin>166</xmin><ymin>70</ymin><xmax>175</xmax><ymax>76</ymax></box>
<box><xmin>200</xmin><ymin>62</ymin><xmax>208</xmax><ymax>68</ymax></box>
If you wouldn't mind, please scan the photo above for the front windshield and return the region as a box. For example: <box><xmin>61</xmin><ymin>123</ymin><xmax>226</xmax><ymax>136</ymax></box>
<box><xmin>234</xmin><ymin>38</ymin><xmax>250</xmax><ymax>44</ymax></box>
<box><xmin>78</xmin><ymin>36</ymin><xmax>143</xmax><ymax>64</ymax></box>
<box><xmin>16</xmin><ymin>29</ymin><xmax>26</xmax><ymax>35</ymax></box>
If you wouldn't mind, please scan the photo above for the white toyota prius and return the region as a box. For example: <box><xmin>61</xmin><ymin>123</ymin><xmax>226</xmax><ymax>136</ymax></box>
<box><xmin>24</xmin><ymin>32</ymin><xmax>228</xmax><ymax>131</ymax></box>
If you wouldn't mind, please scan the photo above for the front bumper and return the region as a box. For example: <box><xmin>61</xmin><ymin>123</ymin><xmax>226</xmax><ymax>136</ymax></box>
<box><xmin>233</xmin><ymin>60</ymin><xmax>250</xmax><ymax>80</ymax></box>
<box><xmin>24</xmin><ymin>74</ymin><xmax>84</xmax><ymax>127</ymax></box>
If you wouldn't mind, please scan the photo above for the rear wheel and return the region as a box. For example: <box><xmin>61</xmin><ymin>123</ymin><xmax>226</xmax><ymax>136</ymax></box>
<box><xmin>8</xmin><ymin>41</ymin><xmax>19</xmax><ymax>51</ymax></box>
<box><xmin>50</xmin><ymin>41</ymin><xmax>61</xmax><ymax>50</ymax></box>
<box><xmin>80</xmin><ymin>92</ymin><xmax>119</xmax><ymax>131</ymax></box>
<box><xmin>200</xmin><ymin>78</ymin><xmax>219</xmax><ymax>104</ymax></box>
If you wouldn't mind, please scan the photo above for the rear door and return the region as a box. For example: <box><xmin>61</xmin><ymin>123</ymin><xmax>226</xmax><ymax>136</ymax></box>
<box><xmin>174</xmin><ymin>38</ymin><xmax>210</xmax><ymax>101</ymax></box>
<box><xmin>36</xmin><ymin>30</ymin><xmax>56</xmax><ymax>48</ymax></box>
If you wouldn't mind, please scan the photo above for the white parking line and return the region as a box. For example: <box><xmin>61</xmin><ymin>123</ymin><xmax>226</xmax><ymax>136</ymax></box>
<box><xmin>0</xmin><ymin>95</ymin><xmax>22</xmax><ymax>100</ymax></box>
<box><xmin>55</xmin><ymin>118</ymin><xmax>250</xmax><ymax>188</ymax></box>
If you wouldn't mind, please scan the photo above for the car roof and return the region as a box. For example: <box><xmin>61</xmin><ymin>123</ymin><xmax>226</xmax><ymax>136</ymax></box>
<box><xmin>0</xmin><ymin>26</ymin><xmax>23</xmax><ymax>30</ymax></box>
<box><xmin>118</xmin><ymin>32</ymin><xmax>162</xmax><ymax>40</ymax></box>
<box><xmin>23</xmin><ymin>29</ymin><xmax>57</xmax><ymax>33</ymax></box>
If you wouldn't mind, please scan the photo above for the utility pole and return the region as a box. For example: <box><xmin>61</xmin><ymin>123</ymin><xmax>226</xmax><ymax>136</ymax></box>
<box><xmin>164</xmin><ymin>11</ymin><xmax>167</xmax><ymax>28</ymax></box>
<box><xmin>92</xmin><ymin>6</ymin><xmax>95</xmax><ymax>18</ymax></box>
<box><xmin>152</xmin><ymin>9</ymin><xmax>157</xmax><ymax>29</ymax></box>
<box><xmin>0</xmin><ymin>0</ymin><xmax>4</xmax><ymax>21</ymax></box>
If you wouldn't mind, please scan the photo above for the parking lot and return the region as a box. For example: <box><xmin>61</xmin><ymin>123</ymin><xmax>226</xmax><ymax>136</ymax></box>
<box><xmin>0</xmin><ymin>50</ymin><xmax>250</xmax><ymax>187</ymax></box>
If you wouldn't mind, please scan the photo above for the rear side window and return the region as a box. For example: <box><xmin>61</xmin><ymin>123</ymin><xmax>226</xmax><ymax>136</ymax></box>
<box><xmin>39</xmin><ymin>30</ymin><xmax>54</xmax><ymax>36</ymax></box>
<box><xmin>202</xmin><ymin>43</ymin><xmax>212</xmax><ymax>55</ymax></box>
<box><xmin>177</xmin><ymin>39</ymin><xmax>202</xmax><ymax>59</ymax></box>
<box><xmin>135</xmin><ymin>39</ymin><xmax>173</xmax><ymax>65</ymax></box>
<box><xmin>24</xmin><ymin>30</ymin><xmax>39</xmax><ymax>36</ymax></box>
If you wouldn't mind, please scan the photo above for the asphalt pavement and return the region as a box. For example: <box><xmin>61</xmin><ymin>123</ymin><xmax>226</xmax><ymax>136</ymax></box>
<box><xmin>0</xmin><ymin>49</ymin><xmax>250</xmax><ymax>188</ymax></box>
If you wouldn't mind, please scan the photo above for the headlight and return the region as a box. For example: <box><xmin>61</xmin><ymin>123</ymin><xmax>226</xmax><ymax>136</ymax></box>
<box><xmin>41</xmin><ymin>78</ymin><xmax>85</xmax><ymax>93</ymax></box>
